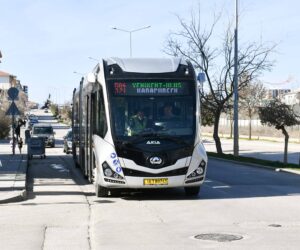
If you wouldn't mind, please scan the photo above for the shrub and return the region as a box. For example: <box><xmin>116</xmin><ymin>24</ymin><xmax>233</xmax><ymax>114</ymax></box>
<box><xmin>0</xmin><ymin>110</ymin><xmax>11</xmax><ymax>139</ymax></box>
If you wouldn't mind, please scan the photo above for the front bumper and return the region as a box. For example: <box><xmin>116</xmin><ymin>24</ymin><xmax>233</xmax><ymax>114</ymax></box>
<box><xmin>101</xmin><ymin>174</ymin><xmax>205</xmax><ymax>189</ymax></box>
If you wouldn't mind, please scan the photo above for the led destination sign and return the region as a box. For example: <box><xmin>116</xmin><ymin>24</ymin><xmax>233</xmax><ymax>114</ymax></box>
<box><xmin>113</xmin><ymin>82</ymin><xmax>190</xmax><ymax>96</ymax></box>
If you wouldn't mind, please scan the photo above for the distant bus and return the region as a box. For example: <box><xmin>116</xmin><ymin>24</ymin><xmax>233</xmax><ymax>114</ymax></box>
<box><xmin>72</xmin><ymin>58</ymin><xmax>207</xmax><ymax>197</ymax></box>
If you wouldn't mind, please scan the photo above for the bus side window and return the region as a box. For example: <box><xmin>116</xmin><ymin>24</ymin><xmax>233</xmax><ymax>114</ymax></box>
<box><xmin>98</xmin><ymin>89</ymin><xmax>108</xmax><ymax>138</ymax></box>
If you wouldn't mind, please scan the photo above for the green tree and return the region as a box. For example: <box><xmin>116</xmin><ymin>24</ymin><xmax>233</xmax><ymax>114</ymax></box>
<box><xmin>258</xmin><ymin>100</ymin><xmax>300</xmax><ymax>164</ymax></box>
<box><xmin>59</xmin><ymin>103</ymin><xmax>72</xmax><ymax>124</ymax></box>
<box><xmin>201</xmin><ymin>97</ymin><xmax>215</xmax><ymax>127</ymax></box>
<box><xmin>164</xmin><ymin>4</ymin><xmax>275</xmax><ymax>154</ymax></box>
<box><xmin>50</xmin><ymin>104</ymin><xmax>59</xmax><ymax>117</ymax></box>
<box><xmin>0</xmin><ymin>110</ymin><xmax>11</xmax><ymax>139</ymax></box>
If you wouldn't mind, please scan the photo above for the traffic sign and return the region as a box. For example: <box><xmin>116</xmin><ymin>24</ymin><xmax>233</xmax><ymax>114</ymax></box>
<box><xmin>7</xmin><ymin>87</ymin><xmax>19</xmax><ymax>100</ymax></box>
<box><xmin>5</xmin><ymin>101</ymin><xmax>20</xmax><ymax>116</ymax></box>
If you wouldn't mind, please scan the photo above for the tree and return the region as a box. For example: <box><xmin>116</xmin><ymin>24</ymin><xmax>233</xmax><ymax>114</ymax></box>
<box><xmin>164</xmin><ymin>5</ymin><xmax>275</xmax><ymax>154</ymax></box>
<box><xmin>50</xmin><ymin>104</ymin><xmax>59</xmax><ymax>117</ymax></box>
<box><xmin>59</xmin><ymin>103</ymin><xmax>72</xmax><ymax>124</ymax></box>
<box><xmin>0</xmin><ymin>110</ymin><xmax>11</xmax><ymax>139</ymax></box>
<box><xmin>258</xmin><ymin>100</ymin><xmax>300</xmax><ymax>164</ymax></box>
<box><xmin>239</xmin><ymin>81</ymin><xmax>266</xmax><ymax>139</ymax></box>
<box><xmin>201</xmin><ymin>97</ymin><xmax>215</xmax><ymax>127</ymax></box>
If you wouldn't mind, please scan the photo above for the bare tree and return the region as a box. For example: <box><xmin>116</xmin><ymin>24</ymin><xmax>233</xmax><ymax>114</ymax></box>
<box><xmin>164</xmin><ymin>5</ymin><xmax>275</xmax><ymax>154</ymax></box>
<box><xmin>258</xmin><ymin>99</ymin><xmax>300</xmax><ymax>164</ymax></box>
<box><xmin>239</xmin><ymin>81</ymin><xmax>266</xmax><ymax>139</ymax></box>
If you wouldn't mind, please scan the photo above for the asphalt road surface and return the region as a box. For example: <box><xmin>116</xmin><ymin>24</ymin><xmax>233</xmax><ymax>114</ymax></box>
<box><xmin>1</xmin><ymin>110</ymin><xmax>300</xmax><ymax>249</ymax></box>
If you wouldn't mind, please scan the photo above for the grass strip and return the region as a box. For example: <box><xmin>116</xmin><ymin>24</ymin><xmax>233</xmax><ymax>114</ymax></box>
<box><xmin>207</xmin><ymin>152</ymin><xmax>300</xmax><ymax>170</ymax></box>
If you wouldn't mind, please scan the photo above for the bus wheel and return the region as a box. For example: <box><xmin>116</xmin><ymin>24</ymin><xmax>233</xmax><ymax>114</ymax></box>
<box><xmin>95</xmin><ymin>184</ymin><xmax>109</xmax><ymax>197</ymax></box>
<box><xmin>184</xmin><ymin>186</ymin><xmax>200</xmax><ymax>196</ymax></box>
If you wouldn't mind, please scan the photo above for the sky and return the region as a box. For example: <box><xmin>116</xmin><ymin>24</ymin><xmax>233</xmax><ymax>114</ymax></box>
<box><xmin>0</xmin><ymin>0</ymin><xmax>299</xmax><ymax>104</ymax></box>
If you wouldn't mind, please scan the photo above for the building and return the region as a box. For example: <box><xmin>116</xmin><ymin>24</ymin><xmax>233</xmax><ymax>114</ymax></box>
<box><xmin>0</xmin><ymin>70</ymin><xmax>26</xmax><ymax>93</ymax></box>
<box><xmin>265</xmin><ymin>88</ymin><xmax>291</xmax><ymax>100</ymax></box>
<box><xmin>281</xmin><ymin>88</ymin><xmax>300</xmax><ymax>106</ymax></box>
<box><xmin>0</xmin><ymin>70</ymin><xmax>15</xmax><ymax>90</ymax></box>
<box><xmin>0</xmin><ymin>70</ymin><xmax>28</xmax><ymax>111</ymax></box>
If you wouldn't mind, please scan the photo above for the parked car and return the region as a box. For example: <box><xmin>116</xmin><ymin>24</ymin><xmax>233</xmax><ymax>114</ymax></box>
<box><xmin>28</xmin><ymin>115</ymin><xmax>39</xmax><ymax>128</ymax></box>
<box><xmin>31</xmin><ymin>124</ymin><xmax>55</xmax><ymax>147</ymax></box>
<box><xmin>63</xmin><ymin>130</ymin><xmax>72</xmax><ymax>154</ymax></box>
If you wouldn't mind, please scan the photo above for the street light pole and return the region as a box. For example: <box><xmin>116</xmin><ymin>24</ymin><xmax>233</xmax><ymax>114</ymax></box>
<box><xmin>233</xmin><ymin>0</ymin><xmax>239</xmax><ymax>156</ymax></box>
<box><xmin>129</xmin><ymin>32</ymin><xmax>132</xmax><ymax>57</ymax></box>
<box><xmin>112</xmin><ymin>25</ymin><xmax>151</xmax><ymax>57</ymax></box>
<box><xmin>88</xmin><ymin>57</ymin><xmax>100</xmax><ymax>63</ymax></box>
<box><xmin>73</xmin><ymin>71</ymin><xmax>85</xmax><ymax>76</ymax></box>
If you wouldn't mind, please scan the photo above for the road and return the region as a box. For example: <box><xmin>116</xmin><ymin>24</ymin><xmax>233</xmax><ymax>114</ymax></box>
<box><xmin>1</xmin><ymin>110</ymin><xmax>300</xmax><ymax>249</ymax></box>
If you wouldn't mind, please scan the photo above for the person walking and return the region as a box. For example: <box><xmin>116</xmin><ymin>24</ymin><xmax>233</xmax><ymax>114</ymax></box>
<box><xmin>15</xmin><ymin>123</ymin><xmax>21</xmax><ymax>140</ymax></box>
<box><xmin>18</xmin><ymin>137</ymin><xmax>23</xmax><ymax>154</ymax></box>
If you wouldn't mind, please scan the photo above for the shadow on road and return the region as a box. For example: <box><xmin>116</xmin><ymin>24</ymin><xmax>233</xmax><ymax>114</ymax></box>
<box><xmin>23</xmin><ymin>152</ymin><xmax>300</xmax><ymax>202</ymax></box>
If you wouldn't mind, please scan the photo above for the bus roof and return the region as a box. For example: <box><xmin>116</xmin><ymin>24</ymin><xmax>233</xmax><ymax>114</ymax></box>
<box><xmin>105</xmin><ymin>57</ymin><xmax>187</xmax><ymax>74</ymax></box>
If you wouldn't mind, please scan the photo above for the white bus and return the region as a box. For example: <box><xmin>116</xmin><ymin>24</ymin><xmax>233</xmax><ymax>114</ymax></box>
<box><xmin>72</xmin><ymin>58</ymin><xmax>207</xmax><ymax>197</ymax></box>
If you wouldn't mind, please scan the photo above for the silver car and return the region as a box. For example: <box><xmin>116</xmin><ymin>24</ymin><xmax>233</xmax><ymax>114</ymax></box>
<box><xmin>31</xmin><ymin>124</ymin><xmax>55</xmax><ymax>147</ymax></box>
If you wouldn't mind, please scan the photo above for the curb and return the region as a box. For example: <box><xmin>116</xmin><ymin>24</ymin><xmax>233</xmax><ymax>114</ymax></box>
<box><xmin>0</xmin><ymin>190</ymin><xmax>27</xmax><ymax>204</ymax></box>
<box><xmin>208</xmin><ymin>156</ymin><xmax>300</xmax><ymax>176</ymax></box>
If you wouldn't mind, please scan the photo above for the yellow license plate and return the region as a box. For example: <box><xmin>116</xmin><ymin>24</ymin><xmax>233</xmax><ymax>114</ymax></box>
<box><xmin>143</xmin><ymin>178</ymin><xmax>168</xmax><ymax>185</ymax></box>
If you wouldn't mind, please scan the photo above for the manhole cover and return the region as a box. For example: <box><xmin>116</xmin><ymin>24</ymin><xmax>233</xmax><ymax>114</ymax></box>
<box><xmin>194</xmin><ymin>233</ymin><xmax>243</xmax><ymax>242</ymax></box>
<box><xmin>268</xmin><ymin>224</ymin><xmax>282</xmax><ymax>228</ymax></box>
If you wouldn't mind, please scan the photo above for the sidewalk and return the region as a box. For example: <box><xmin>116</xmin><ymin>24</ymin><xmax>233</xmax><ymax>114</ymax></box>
<box><xmin>0</xmin><ymin>142</ymin><xmax>28</xmax><ymax>204</ymax></box>
<box><xmin>203</xmin><ymin>136</ymin><xmax>300</xmax><ymax>165</ymax></box>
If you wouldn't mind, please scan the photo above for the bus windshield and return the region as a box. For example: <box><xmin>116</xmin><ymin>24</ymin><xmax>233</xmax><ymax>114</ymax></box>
<box><xmin>108</xmin><ymin>80</ymin><xmax>196</xmax><ymax>141</ymax></box>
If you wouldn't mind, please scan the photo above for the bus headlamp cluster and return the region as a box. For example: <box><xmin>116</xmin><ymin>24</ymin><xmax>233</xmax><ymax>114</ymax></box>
<box><xmin>102</xmin><ymin>161</ymin><xmax>123</xmax><ymax>180</ymax></box>
<box><xmin>187</xmin><ymin>160</ymin><xmax>206</xmax><ymax>179</ymax></box>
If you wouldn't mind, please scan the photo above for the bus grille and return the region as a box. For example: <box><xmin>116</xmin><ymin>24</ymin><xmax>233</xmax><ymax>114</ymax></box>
<box><xmin>122</xmin><ymin>167</ymin><xmax>188</xmax><ymax>177</ymax></box>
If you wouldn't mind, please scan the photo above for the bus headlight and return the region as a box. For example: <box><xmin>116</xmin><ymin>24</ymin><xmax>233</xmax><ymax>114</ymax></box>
<box><xmin>187</xmin><ymin>160</ymin><xmax>206</xmax><ymax>179</ymax></box>
<box><xmin>104</xmin><ymin>168</ymin><xmax>113</xmax><ymax>177</ymax></box>
<box><xmin>196</xmin><ymin>167</ymin><xmax>204</xmax><ymax>175</ymax></box>
<box><xmin>102</xmin><ymin>161</ymin><xmax>124</xmax><ymax>180</ymax></box>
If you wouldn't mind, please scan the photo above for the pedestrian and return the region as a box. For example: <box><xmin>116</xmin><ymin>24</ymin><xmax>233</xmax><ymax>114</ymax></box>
<box><xmin>18</xmin><ymin>137</ymin><xmax>23</xmax><ymax>154</ymax></box>
<box><xmin>15</xmin><ymin>123</ymin><xmax>21</xmax><ymax>140</ymax></box>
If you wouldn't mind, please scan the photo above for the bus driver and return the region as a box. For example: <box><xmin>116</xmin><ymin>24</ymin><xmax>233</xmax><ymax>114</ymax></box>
<box><xmin>128</xmin><ymin>110</ymin><xmax>147</xmax><ymax>136</ymax></box>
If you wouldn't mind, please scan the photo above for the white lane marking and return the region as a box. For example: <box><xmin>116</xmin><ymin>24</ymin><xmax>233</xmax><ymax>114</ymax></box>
<box><xmin>213</xmin><ymin>185</ymin><xmax>231</xmax><ymax>189</ymax></box>
<box><xmin>50</xmin><ymin>164</ymin><xmax>70</xmax><ymax>172</ymax></box>
<box><xmin>0</xmin><ymin>160</ymin><xmax>2</xmax><ymax>167</ymax></box>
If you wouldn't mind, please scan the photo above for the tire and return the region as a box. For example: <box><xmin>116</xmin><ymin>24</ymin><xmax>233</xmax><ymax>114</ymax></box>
<box><xmin>184</xmin><ymin>186</ymin><xmax>201</xmax><ymax>196</ymax></box>
<box><xmin>95</xmin><ymin>184</ymin><xmax>109</xmax><ymax>197</ymax></box>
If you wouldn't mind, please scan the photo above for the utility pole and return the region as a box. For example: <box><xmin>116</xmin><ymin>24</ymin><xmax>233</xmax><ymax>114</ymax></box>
<box><xmin>112</xmin><ymin>26</ymin><xmax>151</xmax><ymax>57</ymax></box>
<box><xmin>233</xmin><ymin>0</ymin><xmax>239</xmax><ymax>156</ymax></box>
